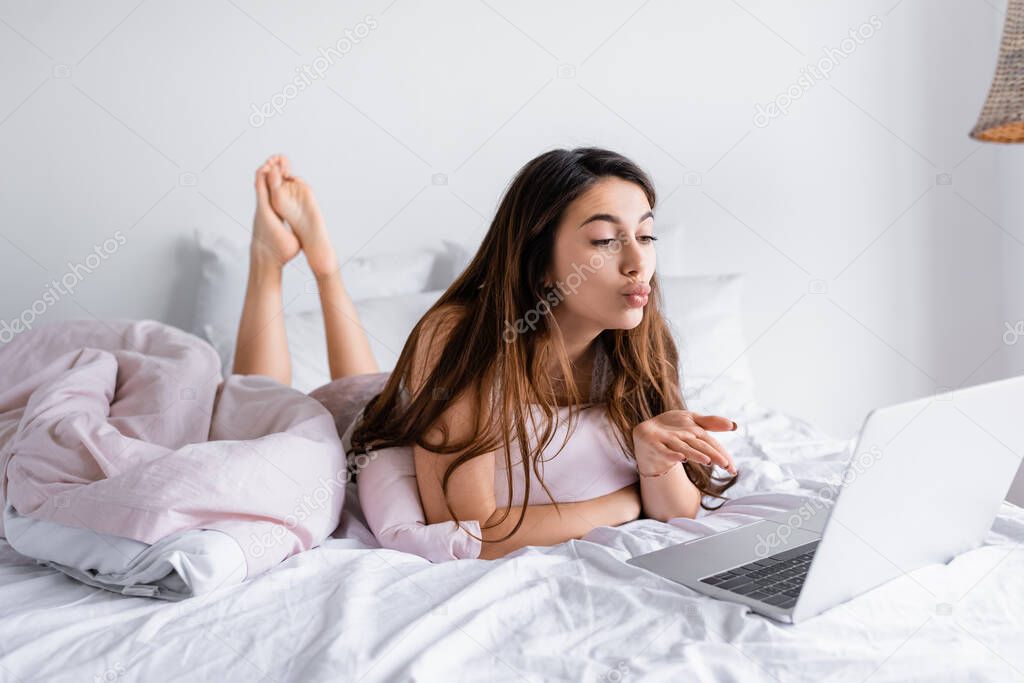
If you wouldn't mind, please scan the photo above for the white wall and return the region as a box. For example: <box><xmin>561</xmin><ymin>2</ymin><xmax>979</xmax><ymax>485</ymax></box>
<box><xmin>0</xmin><ymin>0</ymin><xmax>1019</xmax><ymax>440</ymax></box>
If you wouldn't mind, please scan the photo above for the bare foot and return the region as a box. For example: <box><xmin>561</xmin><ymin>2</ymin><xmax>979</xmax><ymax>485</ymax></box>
<box><xmin>265</xmin><ymin>155</ymin><xmax>338</xmax><ymax>277</ymax></box>
<box><xmin>252</xmin><ymin>158</ymin><xmax>299</xmax><ymax>269</ymax></box>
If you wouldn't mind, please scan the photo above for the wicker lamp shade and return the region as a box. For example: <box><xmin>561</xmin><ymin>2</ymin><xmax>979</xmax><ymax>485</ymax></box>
<box><xmin>971</xmin><ymin>0</ymin><xmax>1024</xmax><ymax>142</ymax></box>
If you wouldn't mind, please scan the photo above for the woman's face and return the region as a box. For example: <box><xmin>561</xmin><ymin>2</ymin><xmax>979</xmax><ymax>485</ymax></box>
<box><xmin>544</xmin><ymin>176</ymin><xmax>657</xmax><ymax>338</ymax></box>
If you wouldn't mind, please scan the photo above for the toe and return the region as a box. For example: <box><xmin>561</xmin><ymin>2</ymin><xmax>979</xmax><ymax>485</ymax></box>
<box><xmin>267</xmin><ymin>163</ymin><xmax>283</xmax><ymax>190</ymax></box>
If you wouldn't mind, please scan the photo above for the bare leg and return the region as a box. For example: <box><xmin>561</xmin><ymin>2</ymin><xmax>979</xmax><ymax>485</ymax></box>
<box><xmin>232</xmin><ymin>157</ymin><xmax>300</xmax><ymax>385</ymax></box>
<box><xmin>265</xmin><ymin>155</ymin><xmax>379</xmax><ymax>380</ymax></box>
<box><xmin>315</xmin><ymin>270</ymin><xmax>380</xmax><ymax>379</ymax></box>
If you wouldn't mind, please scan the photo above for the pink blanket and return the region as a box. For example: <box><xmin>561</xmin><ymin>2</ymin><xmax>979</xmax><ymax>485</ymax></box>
<box><xmin>0</xmin><ymin>319</ymin><xmax>346</xmax><ymax>579</ymax></box>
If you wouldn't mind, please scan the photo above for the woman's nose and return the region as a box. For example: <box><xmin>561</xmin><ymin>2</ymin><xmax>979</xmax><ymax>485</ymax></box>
<box><xmin>620</xmin><ymin>238</ymin><xmax>650</xmax><ymax>279</ymax></box>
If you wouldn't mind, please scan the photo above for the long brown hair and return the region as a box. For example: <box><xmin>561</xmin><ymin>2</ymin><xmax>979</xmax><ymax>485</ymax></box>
<box><xmin>350</xmin><ymin>147</ymin><xmax>739</xmax><ymax>542</ymax></box>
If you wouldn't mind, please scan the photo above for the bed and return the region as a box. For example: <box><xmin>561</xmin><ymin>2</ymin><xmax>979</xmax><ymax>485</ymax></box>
<box><xmin>1</xmin><ymin>396</ymin><xmax>1022</xmax><ymax>682</ymax></box>
<box><xmin>1</xmin><ymin>238</ymin><xmax>1021</xmax><ymax>682</ymax></box>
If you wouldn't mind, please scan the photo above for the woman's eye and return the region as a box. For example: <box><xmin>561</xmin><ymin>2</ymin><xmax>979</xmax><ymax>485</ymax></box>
<box><xmin>590</xmin><ymin>236</ymin><xmax>659</xmax><ymax>247</ymax></box>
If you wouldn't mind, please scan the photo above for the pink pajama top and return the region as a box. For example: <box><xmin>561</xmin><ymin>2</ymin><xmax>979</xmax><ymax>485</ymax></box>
<box><xmin>492</xmin><ymin>346</ymin><xmax>638</xmax><ymax>509</ymax></box>
<box><xmin>312</xmin><ymin>343</ymin><xmax>639</xmax><ymax>562</ymax></box>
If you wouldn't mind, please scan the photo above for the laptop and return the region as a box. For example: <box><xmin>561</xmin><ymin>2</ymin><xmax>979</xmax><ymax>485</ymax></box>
<box><xmin>627</xmin><ymin>374</ymin><xmax>1024</xmax><ymax>624</ymax></box>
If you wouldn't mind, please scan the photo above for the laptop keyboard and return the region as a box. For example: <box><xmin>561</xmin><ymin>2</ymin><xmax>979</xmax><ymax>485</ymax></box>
<box><xmin>699</xmin><ymin>540</ymin><xmax>820</xmax><ymax>610</ymax></box>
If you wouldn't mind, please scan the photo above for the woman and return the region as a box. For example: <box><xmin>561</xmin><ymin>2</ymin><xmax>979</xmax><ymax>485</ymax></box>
<box><xmin>234</xmin><ymin>148</ymin><xmax>740</xmax><ymax>560</ymax></box>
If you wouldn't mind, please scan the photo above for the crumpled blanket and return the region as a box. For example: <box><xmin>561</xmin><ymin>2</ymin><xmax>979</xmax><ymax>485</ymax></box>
<box><xmin>0</xmin><ymin>319</ymin><xmax>346</xmax><ymax>596</ymax></box>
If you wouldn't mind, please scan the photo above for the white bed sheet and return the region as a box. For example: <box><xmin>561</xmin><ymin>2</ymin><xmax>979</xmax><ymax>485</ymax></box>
<box><xmin>1</xmin><ymin>402</ymin><xmax>1022</xmax><ymax>683</ymax></box>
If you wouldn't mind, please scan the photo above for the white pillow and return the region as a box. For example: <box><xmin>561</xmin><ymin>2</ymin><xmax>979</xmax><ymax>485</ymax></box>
<box><xmin>205</xmin><ymin>250</ymin><xmax>755</xmax><ymax>414</ymax></box>
<box><xmin>192</xmin><ymin>229</ymin><xmax>461</xmax><ymax>376</ymax></box>
<box><xmin>658</xmin><ymin>273</ymin><xmax>757</xmax><ymax>415</ymax></box>
<box><xmin>288</xmin><ymin>289</ymin><xmax>445</xmax><ymax>393</ymax></box>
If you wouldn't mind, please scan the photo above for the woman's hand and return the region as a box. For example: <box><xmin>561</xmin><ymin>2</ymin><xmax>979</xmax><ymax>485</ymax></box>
<box><xmin>477</xmin><ymin>484</ymin><xmax>641</xmax><ymax>559</ymax></box>
<box><xmin>633</xmin><ymin>410</ymin><xmax>738</xmax><ymax>477</ymax></box>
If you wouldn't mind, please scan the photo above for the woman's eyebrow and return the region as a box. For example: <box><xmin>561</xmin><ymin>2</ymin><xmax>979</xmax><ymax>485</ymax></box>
<box><xmin>577</xmin><ymin>210</ymin><xmax>655</xmax><ymax>229</ymax></box>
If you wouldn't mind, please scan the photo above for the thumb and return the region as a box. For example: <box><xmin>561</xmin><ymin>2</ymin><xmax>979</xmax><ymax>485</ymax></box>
<box><xmin>692</xmin><ymin>413</ymin><xmax>738</xmax><ymax>432</ymax></box>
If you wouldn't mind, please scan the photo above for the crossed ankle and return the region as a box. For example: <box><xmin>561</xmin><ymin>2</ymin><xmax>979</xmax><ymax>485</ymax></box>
<box><xmin>305</xmin><ymin>246</ymin><xmax>340</xmax><ymax>281</ymax></box>
<box><xmin>311</xmin><ymin>263</ymin><xmax>342</xmax><ymax>282</ymax></box>
<box><xmin>249</xmin><ymin>246</ymin><xmax>287</xmax><ymax>271</ymax></box>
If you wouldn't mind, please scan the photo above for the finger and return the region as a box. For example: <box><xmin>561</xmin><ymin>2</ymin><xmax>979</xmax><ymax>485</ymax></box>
<box><xmin>708</xmin><ymin>441</ymin><xmax>737</xmax><ymax>475</ymax></box>
<box><xmin>660</xmin><ymin>442</ymin><xmax>707</xmax><ymax>469</ymax></box>
<box><xmin>666</xmin><ymin>433</ymin><xmax>716</xmax><ymax>466</ymax></box>
<box><xmin>677</xmin><ymin>442</ymin><xmax>711</xmax><ymax>467</ymax></box>
<box><xmin>700</xmin><ymin>431</ymin><xmax>737</xmax><ymax>473</ymax></box>
<box><xmin>672</xmin><ymin>431</ymin><xmax>735</xmax><ymax>474</ymax></box>
<box><xmin>655</xmin><ymin>444</ymin><xmax>689</xmax><ymax>465</ymax></box>
<box><xmin>690</xmin><ymin>435</ymin><xmax>735</xmax><ymax>474</ymax></box>
<box><xmin>685</xmin><ymin>425</ymin><xmax>735</xmax><ymax>471</ymax></box>
<box><xmin>692</xmin><ymin>413</ymin><xmax>738</xmax><ymax>432</ymax></box>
